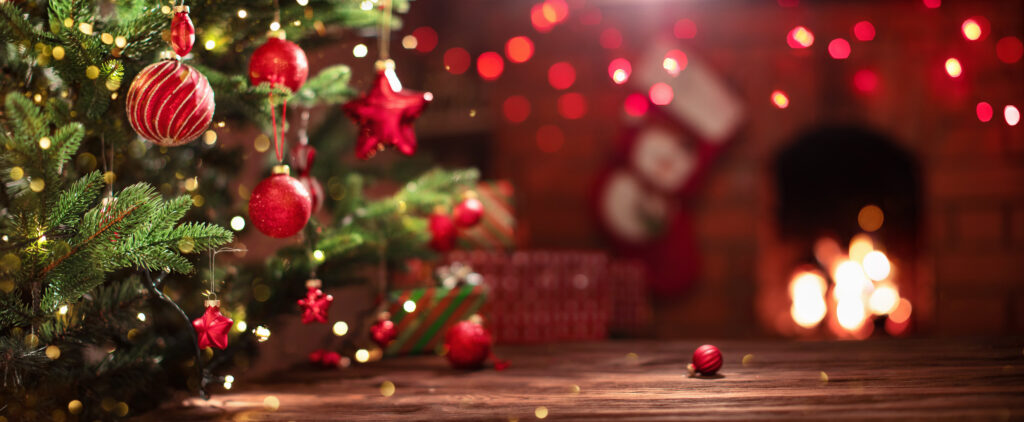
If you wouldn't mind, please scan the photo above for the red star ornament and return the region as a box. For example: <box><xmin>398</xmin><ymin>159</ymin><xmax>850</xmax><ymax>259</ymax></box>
<box><xmin>297</xmin><ymin>279</ymin><xmax>333</xmax><ymax>324</ymax></box>
<box><xmin>343</xmin><ymin>60</ymin><xmax>432</xmax><ymax>159</ymax></box>
<box><xmin>193</xmin><ymin>301</ymin><xmax>233</xmax><ymax>350</ymax></box>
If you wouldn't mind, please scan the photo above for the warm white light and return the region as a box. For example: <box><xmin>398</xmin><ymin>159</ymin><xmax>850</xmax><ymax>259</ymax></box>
<box><xmin>204</xmin><ymin>40</ymin><xmax>215</xmax><ymax>51</ymax></box>
<box><xmin>833</xmin><ymin>260</ymin><xmax>871</xmax><ymax>301</ymax></box>
<box><xmin>790</xmin><ymin>301</ymin><xmax>826</xmax><ymax>329</ymax></box>
<box><xmin>403</xmin><ymin>300</ymin><xmax>417</xmax><ymax>313</ymax></box>
<box><xmin>332</xmin><ymin>321</ymin><xmax>349</xmax><ymax>336</ymax></box>
<box><xmin>862</xmin><ymin>250</ymin><xmax>891</xmax><ymax>281</ymax></box>
<box><xmin>789</xmin><ymin>271</ymin><xmax>827</xmax><ymax>328</ymax></box>
<box><xmin>355</xmin><ymin>349</ymin><xmax>370</xmax><ymax>363</ymax></box>
<box><xmin>869</xmin><ymin>284</ymin><xmax>900</xmax><ymax>315</ymax></box>
<box><xmin>1005</xmin><ymin>105</ymin><xmax>1021</xmax><ymax>126</ymax></box>
<box><xmin>58</xmin><ymin>305</ymin><xmax>69</xmax><ymax>315</ymax></box>
<box><xmin>836</xmin><ymin>299</ymin><xmax>866</xmax><ymax>331</ymax></box>
<box><xmin>254</xmin><ymin>325</ymin><xmax>271</xmax><ymax>342</ymax></box>
<box><xmin>230</xmin><ymin>216</ymin><xmax>245</xmax><ymax>231</ymax></box>
<box><xmin>136</xmin><ymin>312</ymin><xmax>146</xmax><ymax>322</ymax></box>
<box><xmin>296</xmin><ymin>0</ymin><xmax>309</xmax><ymax>5</ymax></box>
<box><xmin>313</xmin><ymin>250</ymin><xmax>325</xmax><ymax>261</ymax></box>
<box><xmin>225</xmin><ymin>375</ymin><xmax>235</xmax><ymax>383</ymax></box>
<box><xmin>360</xmin><ymin>1</ymin><xmax>373</xmax><ymax>10</ymax></box>
<box><xmin>237</xmin><ymin>9</ymin><xmax>248</xmax><ymax>19</ymax></box>
<box><xmin>848</xmin><ymin>233</ymin><xmax>873</xmax><ymax>263</ymax></box>
<box><xmin>269</xmin><ymin>21</ymin><xmax>281</xmax><ymax>31</ymax></box>
<box><xmin>235</xmin><ymin>320</ymin><xmax>247</xmax><ymax>332</ymax></box>
<box><xmin>353</xmin><ymin>44</ymin><xmax>368</xmax><ymax>58</ymax></box>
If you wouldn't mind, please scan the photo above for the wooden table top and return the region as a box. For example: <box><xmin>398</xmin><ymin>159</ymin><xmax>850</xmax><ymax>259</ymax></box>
<box><xmin>152</xmin><ymin>338</ymin><xmax>1024</xmax><ymax>421</ymax></box>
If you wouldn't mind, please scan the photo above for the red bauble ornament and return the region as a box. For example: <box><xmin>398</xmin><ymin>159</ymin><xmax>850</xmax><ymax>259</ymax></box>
<box><xmin>444</xmin><ymin>320</ymin><xmax>493</xmax><ymax>369</ymax></box>
<box><xmin>452</xmin><ymin>196</ymin><xmax>484</xmax><ymax>228</ymax></box>
<box><xmin>249</xmin><ymin>37</ymin><xmax>309</xmax><ymax>92</ymax></box>
<box><xmin>689</xmin><ymin>344</ymin><xmax>723</xmax><ymax>376</ymax></box>
<box><xmin>170</xmin><ymin>6</ymin><xmax>195</xmax><ymax>57</ymax></box>
<box><xmin>290</xmin><ymin>143</ymin><xmax>324</xmax><ymax>213</ymax></box>
<box><xmin>249</xmin><ymin>166</ymin><xmax>313</xmax><ymax>238</ymax></box>
<box><xmin>370</xmin><ymin>317</ymin><xmax>398</xmax><ymax>348</ymax></box>
<box><xmin>193</xmin><ymin>302</ymin><xmax>233</xmax><ymax>350</ymax></box>
<box><xmin>297</xmin><ymin>279</ymin><xmax>333</xmax><ymax>324</ymax></box>
<box><xmin>343</xmin><ymin>60</ymin><xmax>432</xmax><ymax>159</ymax></box>
<box><xmin>428</xmin><ymin>212</ymin><xmax>457</xmax><ymax>252</ymax></box>
<box><xmin>126</xmin><ymin>60</ymin><xmax>214</xmax><ymax>146</ymax></box>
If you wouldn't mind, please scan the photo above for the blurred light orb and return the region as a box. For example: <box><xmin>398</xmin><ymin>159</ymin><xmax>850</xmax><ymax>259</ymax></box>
<box><xmin>853</xmin><ymin>69</ymin><xmax>879</xmax><ymax>93</ymax></box>
<box><xmin>889</xmin><ymin>298</ymin><xmax>913</xmax><ymax>324</ymax></box>
<box><xmin>608</xmin><ymin>58</ymin><xmax>631</xmax><ymax>84</ymax></box>
<box><xmin>961</xmin><ymin>19</ymin><xmax>983</xmax><ymax>41</ymax></box>
<box><xmin>502</xmin><ymin>95</ymin><xmax>531</xmax><ymax>123</ymax></box>
<box><xmin>401</xmin><ymin>35</ymin><xmax>417</xmax><ymax>50</ymax></box>
<box><xmin>624</xmin><ymin>93</ymin><xmax>649</xmax><ymax>117</ymax></box>
<box><xmin>662</xmin><ymin>49</ymin><xmax>687</xmax><ymax>77</ymax></box>
<box><xmin>828</xmin><ymin>38</ymin><xmax>851</xmax><ymax>59</ymax></box>
<box><xmin>355</xmin><ymin>349</ymin><xmax>370</xmax><ymax>363</ymax></box>
<box><xmin>557</xmin><ymin>92</ymin><xmax>587</xmax><ymax>120</ymax></box>
<box><xmin>944</xmin><ymin>58</ymin><xmax>962</xmax><ymax>78</ymax></box>
<box><xmin>649</xmin><ymin>83</ymin><xmax>674</xmax><ymax>106</ymax></box>
<box><xmin>833</xmin><ymin>260</ymin><xmax>870</xmax><ymax>301</ymax></box>
<box><xmin>789</xmin><ymin>271</ymin><xmax>828</xmax><ymax>330</ymax></box>
<box><xmin>443</xmin><ymin>47</ymin><xmax>471</xmax><ymax>75</ymax></box>
<box><xmin>536</xmin><ymin>124</ymin><xmax>565</xmax><ymax>153</ymax></box>
<box><xmin>411</xmin><ymin>27</ymin><xmax>438</xmax><ymax>53</ymax></box>
<box><xmin>922</xmin><ymin>0</ymin><xmax>940</xmax><ymax>8</ymax></box>
<box><xmin>869</xmin><ymin>284</ymin><xmax>900</xmax><ymax>315</ymax></box>
<box><xmin>600</xmin><ymin>27</ymin><xmax>622</xmax><ymax>49</ymax></box>
<box><xmin>771</xmin><ymin>90</ymin><xmax>789</xmax><ymax>109</ymax></box>
<box><xmin>813</xmin><ymin>237</ymin><xmax>842</xmax><ymax>269</ymax></box>
<box><xmin>836</xmin><ymin>299</ymin><xmax>866</xmax><ymax>331</ymax></box>
<box><xmin>789</xmin><ymin>271</ymin><xmax>827</xmax><ymax>300</ymax></box>
<box><xmin>352</xmin><ymin>43</ymin><xmax>368</xmax><ymax>58</ymax></box>
<box><xmin>791</xmin><ymin>301</ymin><xmax>826</xmax><ymax>329</ymax></box>
<box><xmin>476</xmin><ymin>52</ymin><xmax>504</xmax><ymax>81</ymax></box>
<box><xmin>848</xmin><ymin>234</ymin><xmax>873</xmax><ymax>263</ymax></box>
<box><xmin>403</xmin><ymin>300</ymin><xmax>417</xmax><ymax>313</ymax></box>
<box><xmin>673</xmin><ymin>18</ymin><xmax>697</xmax><ymax>39</ymax></box>
<box><xmin>505</xmin><ymin>36</ymin><xmax>534</xmax><ymax>63</ymax></box>
<box><xmin>548</xmin><ymin>62</ymin><xmax>576</xmax><ymax>90</ymax></box>
<box><xmin>976</xmin><ymin>102</ymin><xmax>993</xmax><ymax>122</ymax></box>
<box><xmin>857</xmin><ymin>204</ymin><xmax>884</xmax><ymax>232</ymax></box>
<box><xmin>787</xmin><ymin>26</ymin><xmax>815</xmax><ymax>49</ymax></box>
<box><xmin>1005</xmin><ymin>105</ymin><xmax>1021</xmax><ymax>126</ymax></box>
<box><xmin>332</xmin><ymin>321</ymin><xmax>349</xmax><ymax>336</ymax></box>
<box><xmin>530</xmin><ymin>3</ymin><xmax>555</xmax><ymax>33</ymax></box>
<box><xmin>853</xmin><ymin>21</ymin><xmax>875</xmax><ymax>41</ymax></box>
<box><xmin>542</xmin><ymin>0</ymin><xmax>569</xmax><ymax>24</ymax></box>
<box><xmin>230</xmin><ymin>216</ymin><xmax>246</xmax><ymax>231</ymax></box>
<box><xmin>996</xmin><ymin>37</ymin><xmax>1023</xmax><ymax>63</ymax></box>
<box><xmin>862</xmin><ymin>251</ymin><xmax>891</xmax><ymax>281</ymax></box>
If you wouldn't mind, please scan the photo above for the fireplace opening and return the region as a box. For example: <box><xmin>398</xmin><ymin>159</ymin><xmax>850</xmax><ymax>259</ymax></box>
<box><xmin>773</xmin><ymin>126</ymin><xmax>922</xmax><ymax>338</ymax></box>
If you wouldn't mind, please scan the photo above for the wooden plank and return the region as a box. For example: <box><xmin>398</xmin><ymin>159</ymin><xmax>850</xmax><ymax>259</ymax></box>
<box><xmin>152</xmin><ymin>339</ymin><xmax>1024</xmax><ymax>421</ymax></box>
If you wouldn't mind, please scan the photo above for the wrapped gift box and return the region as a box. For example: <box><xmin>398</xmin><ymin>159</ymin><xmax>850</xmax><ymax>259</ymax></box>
<box><xmin>384</xmin><ymin>283</ymin><xmax>488</xmax><ymax>356</ymax></box>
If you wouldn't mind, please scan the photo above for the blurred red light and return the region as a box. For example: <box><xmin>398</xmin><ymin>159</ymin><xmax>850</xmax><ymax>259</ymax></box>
<box><xmin>411</xmin><ymin>27</ymin><xmax>438</xmax><ymax>53</ymax></box>
<box><xmin>531</xmin><ymin>3</ymin><xmax>555</xmax><ymax>33</ymax></box>
<box><xmin>922</xmin><ymin>0</ymin><xmax>940</xmax><ymax>8</ymax></box>
<box><xmin>548</xmin><ymin>62</ymin><xmax>576</xmax><ymax>90</ymax></box>
<box><xmin>944</xmin><ymin>58</ymin><xmax>962</xmax><ymax>78</ymax></box>
<box><xmin>853</xmin><ymin>21</ymin><xmax>875</xmax><ymax>41</ymax></box>
<box><xmin>1006</xmin><ymin>105</ymin><xmax>1021</xmax><ymax>126</ymax></box>
<box><xmin>543</xmin><ymin>0</ymin><xmax>569</xmax><ymax>24</ymax></box>
<box><xmin>608</xmin><ymin>58</ymin><xmax>631</xmax><ymax>84</ymax></box>
<box><xmin>536</xmin><ymin>124</ymin><xmax>565</xmax><ymax>153</ymax></box>
<box><xmin>771</xmin><ymin>90</ymin><xmax>790</xmax><ymax>109</ymax></box>
<box><xmin>443</xmin><ymin>47</ymin><xmax>471</xmax><ymax>75</ymax></box>
<box><xmin>673</xmin><ymin>19</ymin><xmax>697</xmax><ymax>39</ymax></box>
<box><xmin>787</xmin><ymin>26</ymin><xmax>814</xmax><ymax>49</ymax></box>
<box><xmin>976</xmin><ymin>102</ymin><xmax>993</xmax><ymax>122</ymax></box>
<box><xmin>580</xmin><ymin>9</ymin><xmax>602</xmax><ymax>26</ymax></box>
<box><xmin>853</xmin><ymin>69</ymin><xmax>879</xmax><ymax>94</ymax></box>
<box><xmin>828</xmin><ymin>38</ymin><xmax>851</xmax><ymax>59</ymax></box>
<box><xmin>503</xmin><ymin>96</ymin><xmax>531</xmax><ymax>123</ymax></box>
<box><xmin>476</xmin><ymin>52</ymin><xmax>504</xmax><ymax>81</ymax></box>
<box><xmin>600</xmin><ymin>27</ymin><xmax>622</xmax><ymax>49</ymax></box>
<box><xmin>996</xmin><ymin>37</ymin><xmax>1023</xmax><ymax>64</ymax></box>
<box><xmin>557</xmin><ymin>92</ymin><xmax>587</xmax><ymax>120</ymax></box>
<box><xmin>505</xmin><ymin>36</ymin><xmax>534</xmax><ymax>63</ymax></box>
<box><xmin>624</xmin><ymin>93</ymin><xmax>649</xmax><ymax>117</ymax></box>
<box><xmin>961</xmin><ymin>18</ymin><xmax>984</xmax><ymax>41</ymax></box>
<box><xmin>649</xmin><ymin>83</ymin><xmax>674</xmax><ymax>105</ymax></box>
<box><xmin>663</xmin><ymin>49</ymin><xmax>688</xmax><ymax>77</ymax></box>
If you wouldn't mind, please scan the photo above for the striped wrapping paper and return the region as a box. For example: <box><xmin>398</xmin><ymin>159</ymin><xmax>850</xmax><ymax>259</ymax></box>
<box><xmin>384</xmin><ymin>284</ymin><xmax>488</xmax><ymax>356</ymax></box>
<box><xmin>457</xmin><ymin>180</ymin><xmax>516</xmax><ymax>250</ymax></box>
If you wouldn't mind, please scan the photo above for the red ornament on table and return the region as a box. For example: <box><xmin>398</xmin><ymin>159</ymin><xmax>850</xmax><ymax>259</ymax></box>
<box><xmin>290</xmin><ymin>143</ymin><xmax>324</xmax><ymax>213</ymax></box>
<box><xmin>249</xmin><ymin>165</ymin><xmax>312</xmax><ymax>238</ymax></box>
<box><xmin>170</xmin><ymin>6</ymin><xmax>195</xmax><ymax>57</ymax></box>
<box><xmin>249</xmin><ymin>36</ymin><xmax>309</xmax><ymax>92</ymax></box>
<box><xmin>688</xmin><ymin>344</ymin><xmax>723</xmax><ymax>376</ymax></box>
<box><xmin>443</xmin><ymin>319</ymin><xmax>493</xmax><ymax>369</ymax></box>
<box><xmin>428</xmin><ymin>211</ymin><xmax>457</xmax><ymax>252</ymax></box>
<box><xmin>297</xmin><ymin>279</ymin><xmax>333</xmax><ymax>324</ymax></box>
<box><xmin>370</xmin><ymin>313</ymin><xmax>398</xmax><ymax>348</ymax></box>
<box><xmin>343</xmin><ymin>59</ymin><xmax>432</xmax><ymax>159</ymax></box>
<box><xmin>452</xmin><ymin>194</ymin><xmax>484</xmax><ymax>228</ymax></box>
<box><xmin>193</xmin><ymin>300</ymin><xmax>233</xmax><ymax>350</ymax></box>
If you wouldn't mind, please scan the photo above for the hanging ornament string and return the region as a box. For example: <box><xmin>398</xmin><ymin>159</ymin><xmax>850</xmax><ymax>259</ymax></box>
<box><xmin>378</xmin><ymin>0</ymin><xmax>393</xmax><ymax>61</ymax></box>
<box><xmin>268</xmin><ymin>0</ymin><xmax>286</xmax><ymax>163</ymax></box>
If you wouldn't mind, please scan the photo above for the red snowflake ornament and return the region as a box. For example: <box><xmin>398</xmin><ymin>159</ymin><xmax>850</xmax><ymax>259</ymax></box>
<box><xmin>343</xmin><ymin>60</ymin><xmax>432</xmax><ymax>159</ymax></box>
<box><xmin>297</xmin><ymin>279</ymin><xmax>333</xmax><ymax>324</ymax></box>
<box><xmin>193</xmin><ymin>302</ymin><xmax>233</xmax><ymax>350</ymax></box>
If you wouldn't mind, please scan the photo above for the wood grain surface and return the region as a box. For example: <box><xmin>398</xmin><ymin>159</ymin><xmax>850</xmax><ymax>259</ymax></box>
<box><xmin>146</xmin><ymin>339</ymin><xmax>1024</xmax><ymax>421</ymax></box>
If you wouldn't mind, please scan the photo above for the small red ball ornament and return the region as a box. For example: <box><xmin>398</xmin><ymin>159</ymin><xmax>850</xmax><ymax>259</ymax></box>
<box><xmin>444</xmin><ymin>320</ymin><xmax>493</xmax><ymax>369</ymax></box>
<box><xmin>452</xmin><ymin>196</ymin><xmax>484</xmax><ymax>228</ymax></box>
<box><xmin>170</xmin><ymin>6</ymin><xmax>195</xmax><ymax>57</ymax></box>
<box><xmin>193</xmin><ymin>301</ymin><xmax>233</xmax><ymax>350</ymax></box>
<box><xmin>290</xmin><ymin>143</ymin><xmax>324</xmax><ymax>213</ymax></box>
<box><xmin>370</xmin><ymin>314</ymin><xmax>398</xmax><ymax>348</ymax></box>
<box><xmin>428</xmin><ymin>212</ymin><xmax>457</xmax><ymax>252</ymax></box>
<box><xmin>688</xmin><ymin>344</ymin><xmax>723</xmax><ymax>376</ymax></box>
<box><xmin>297</xmin><ymin>279</ymin><xmax>333</xmax><ymax>324</ymax></box>
<box><xmin>249</xmin><ymin>36</ymin><xmax>309</xmax><ymax>92</ymax></box>
<box><xmin>249</xmin><ymin>165</ymin><xmax>312</xmax><ymax>238</ymax></box>
<box><xmin>343</xmin><ymin>60</ymin><xmax>432</xmax><ymax>159</ymax></box>
<box><xmin>126</xmin><ymin>60</ymin><xmax>214</xmax><ymax>146</ymax></box>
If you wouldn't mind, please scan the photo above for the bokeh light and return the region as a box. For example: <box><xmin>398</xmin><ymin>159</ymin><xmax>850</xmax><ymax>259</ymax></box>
<box><xmin>662</xmin><ymin>49</ymin><xmax>688</xmax><ymax>77</ymax></box>
<box><xmin>771</xmin><ymin>90</ymin><xmax>790</xmax><ymax>109</ymax></box>
<box><xmin>624</xmin><ymin>93</ymin><xmax>649</xmax><ymax>117</ymax></box>
<box><xmin>648</xmin><ymin>83</ymin><xmax>674</xmax><ymax>106</ymax></box>
<box><xmin>789</xmin><ymin>270</ymin><xmax>827</xmax><ymax>328</ymax></box>
<box><xmin>536</xmin><ymin>125</ymin><xmax>565</xmax><ymax>153</ymax></box>
<box><xmin>600</xmin><ymin>27</ymin><xmax>622</xmax><ymax>49</ymax></box>
<box><xmin>944</xmin><ymin>58</ymin><xmax>962</xmax><ymax>78</ymax></box>
<box><xmin>411</xmin><ymin>26</ymin><xmax>438</xmax><ymax>53</ymax></box>
<box><xmin>849</xmin><ymin>233</ymin><xmax>874</xmax><ymax>263</ymax></box>
<box><xmin>352</xmin><ymin>43</ymin><xmax>368</xmax><ymax>58</ymax></box>
<box><xmin>476</xmin><ymin>52</ymin><xmax>504</xmax><ymax>81</ymax></box>
<box><xmin>853</xmin><ymin>21</ymin><xmax>875</xmax><ymax>41</ymax></box>
<box><xmin>996</xmin><ymin>37</ymin><xmax>1023</xmax><ymax>63</ymax></box>
<box><xmin>857</xmin><ymin>204</ymin><xmax>884</xmax><ymax>232</ymax></box>
<box><xmin>853</xmin><ymin>69</ymin><xmax>879</xmax><ymax>93</ymax></box>
<box><xmin>1006</xmin><ymin>105</ymin><xmax>1021</xmax><ymax>126</ymax></box>
<box><xmin>787</xmin><ymin>26</ymin><xmax>814</xmax><ymax>49</ymax></box>
<box><xmin>443</xmin><ymin>47</ymin><xmax>471</xmax><ymax>75</ymax></box>
<box><xmin>505</xmin><ymin>36</ymin><xmax>534</xmax><ymax>63</ymax></box>
<box><xmin>530</xmin><ymin>3</ymin><xmax>555</xmax><ymax>33</ymax></box>
<box><xmin>673</xmin><ymin>18</ymin><xmax>697</xmax><ymax>39</ymax></box>
<box><xmin>836</xmin><ymin>299</ymin><xmax>866</xmax><ymax>331</ymax></box>
<box><xmin>828</xmin><ymin>38</ymin><xmax>851</xmax><ymax>59</ymax></box>
<box><xmin>542</xmin><ymin>0</ymin><xmax>569</xmax><ymax>24</ymax></box>
<box><xmin>548</xmin><ymin>62</ymin><xmax>576</xmax><ymax>90</ymax></box>
<box><xmin>976</xmin><ymin>102</ymin><xmax>993</xmax><ymax>122</ymax></box>
<box><xmin>961</xmin><ymin>18</ymin><xmax>983</xmax><ymax>41</ymax></box>
<box><xmin>922</xmin><ymin>0</ymin><xmax>940</xmax><ymax>8</ymax></box>
<box><xmin>557</xmin><ymin>92</ymin><xmax>587</xmax><ymax>120</ymax></box>
<box><xmin>503</xmin><ymin>95</ymin><xmax>531</xmax><ymax>123</ymax></box>
<box><xmin>813</xmin><ymin>237</ymin><xmax>842</xmax><ymax>269</ymax></box>
<box><xmin>888</xmin><ymin>298</ymin><xmax>913</xmax><ymax>324</ymax></box>
<box><xmin>869</xmin><ymin>284</ymin><xmax>900</xmax><ymax>315</ymax></box>
<box><xmin>608</xmin><ymin>58</ymin><xmax>631</xmax><ymax>84</ymax></box>
<box><xmin>862</xmin><ymin>250</ymin><xmax>891</xmax><ymax>281</ymax></box>
<box><xmin>833</xmin><ymin>260</ymin><xmax>870</xmax><ymax>301</ymax></box>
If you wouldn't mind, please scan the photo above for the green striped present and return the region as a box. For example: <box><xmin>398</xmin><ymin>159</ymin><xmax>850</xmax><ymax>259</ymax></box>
<box><xmin>384</xmin><ymin>284</ymin><xmax>488</xmax><ymax>356</ymax></box>
<box><xmin>457</xmin><ymin>180</ymin><xmax>515</xmax><ymax>250</ymax></box>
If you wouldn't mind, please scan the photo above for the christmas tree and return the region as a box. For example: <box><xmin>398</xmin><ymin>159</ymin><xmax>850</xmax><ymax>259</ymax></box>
<box><xmin>1</xmin><ymin>0</ymin><xmax>477</xmax><ymax>419</ymax></box>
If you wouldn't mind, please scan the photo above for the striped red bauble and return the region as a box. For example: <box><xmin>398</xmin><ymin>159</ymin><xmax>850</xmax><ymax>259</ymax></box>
<box><xmin>126</xmin><ymin>60</ymin><xmax>214</xmax><ymax>147</ymax></box>
<box><xmin>689</xmin><ymin>344</ymin><xmax>723</xmax><ymax>376</ymax></box>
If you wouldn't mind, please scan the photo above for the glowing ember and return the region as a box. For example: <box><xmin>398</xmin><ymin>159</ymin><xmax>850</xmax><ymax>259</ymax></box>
<box><xmin>944</xmin><ymin>58</ymin><xmax>962</xmax><ymax>78</ymax></box>
<box><xmin>961</xmin><ymin>19</ymin><xmax>983</xmax><ymax>41</ymax></box>
<box><xmin>771</xmin><ymin>90</ymin><xmax>790</xmax><ymax>109</ymax></box>
<box><xmin>869</xmin><ymin>283</ymin><xmax>900</xmax><ymax>315</ymax></box>
<box><xmin>853</xmin><ymin>21</ymin><xmax>875</xmax><ymax>41</ymax></box>
<box><xmin>787</xmin><ymin>26</ymin><xmax>814</xmax><ymax>49</ymax></box>
<box><xmin>608</xmin><ymin>58</ymin><xmax>631</xmax><ymax>84</ymax></box>
<box><xmin>662</xmin><ymin>49</ymin><xmax>687</xmax><ymax>77</ymax></box>
<box><xmin>505</xmin><ymin>36</ymin><xmax>534</xmax><ymax>63</ymax></box>
<box><xmin>1005</xmin><ymin>105</ymin><xmax>1021</xmax><ymax>126</ymax></box>
<box><xmin>648</xmin><ymin>83</ymin><xmax>673</xmax><ymax>105</ymax></box>
<box><xmin>862</xmin><ymin>250</ymin><xmax>891</xmax><ymax>281</ymax></box>
<box><xmin>976</xmin><ymin>102</ymin><xmax>993</xmax><ymax>122</ymax></box>
<box><xmin>476</xmin><ymin>52</ymin><xmax>504</xmax><ymax>81</ymax></box>
<box><xmin>828</xmin><ymin>38</ymin><xmax>851</xmax><ymax>59</ymax></box>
